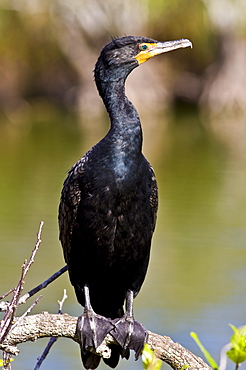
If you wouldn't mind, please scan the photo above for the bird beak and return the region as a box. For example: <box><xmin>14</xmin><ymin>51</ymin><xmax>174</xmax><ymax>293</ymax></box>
<box><xmin>135</xmin><ymin>38</ymin><xmax>192</xmax><ymax>65</ymax></box>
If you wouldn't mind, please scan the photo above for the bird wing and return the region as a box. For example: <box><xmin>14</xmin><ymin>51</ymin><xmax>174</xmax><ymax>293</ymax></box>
<box><xmin>148</xmin><ymin>164</ymin><xmax>158</xmax><ymax>233</ymax></box>
<box><xmin>58</xmin><ymin>154</ymin><xmax>88</xmax><ymax>263</ymax></box>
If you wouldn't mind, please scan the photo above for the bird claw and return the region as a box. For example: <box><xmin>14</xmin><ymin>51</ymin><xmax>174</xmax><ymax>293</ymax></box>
<box><xmin>111</xmin><ymin>316</ymin><xmax>148</xmax><ymax>359</ymax></box>
<box><xmin>76</xmin><ymin>312</ymin><xmax>115</xmax><ymax>354</ymax></box>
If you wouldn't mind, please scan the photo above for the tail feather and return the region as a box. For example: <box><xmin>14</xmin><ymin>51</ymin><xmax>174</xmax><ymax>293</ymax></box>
<box><xmin>81</xmin><ymin>351</ymin><xmax>100</xmax><ymax>369</ymax></box>
<box><xmin>103</xmin><ymin>344</ymin><xmax>130</xmax><ymax>368</ymax></box>
<box><xmin>81</xmin><ymin>345</ymin><xmax>130</xmax><ymax>369</ymax></box>
<box><xmin>103</xmin><ymin>345</ymin><xmax>120</xmax><ymax>368</ymax></box>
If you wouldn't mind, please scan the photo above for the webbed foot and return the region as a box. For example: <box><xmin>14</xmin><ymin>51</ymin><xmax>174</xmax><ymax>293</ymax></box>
<box><xmin>111</xmin><ymin>314</ymin><xmax>148</xmax><ymax>358</ymax></box>
<box><xmin>76</xmin><ymin>310</ymin><xmax>115</xmax><ymax>353</ymax></box>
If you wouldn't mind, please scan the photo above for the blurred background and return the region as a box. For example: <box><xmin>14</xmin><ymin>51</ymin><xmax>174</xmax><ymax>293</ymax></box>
<box><xmin>1</xmin><ymin>0</ymin><xmax>246</xmax><ymax>369</ymax></box>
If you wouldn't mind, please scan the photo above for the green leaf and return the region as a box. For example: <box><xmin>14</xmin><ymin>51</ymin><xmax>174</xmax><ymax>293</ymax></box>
<box><xmin>190</xmin><ymin>332</ymin><xmax>218</xmax><ymax>370</ymax></box>
<box><xmin>142</xmin><ymin>343</ymin><xmax>162</xmax><ymax>370</ymax></box>
<box><xmin>226</xmin><ymin>324</ymin><xmax>246</xmax><ymax>364</ymax></box>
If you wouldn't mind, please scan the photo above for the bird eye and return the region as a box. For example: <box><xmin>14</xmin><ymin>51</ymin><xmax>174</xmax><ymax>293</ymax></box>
<box><xmin>139</xmin><ymin>44</ymin><xmax>148</xmax><ymax>51</ymax></box>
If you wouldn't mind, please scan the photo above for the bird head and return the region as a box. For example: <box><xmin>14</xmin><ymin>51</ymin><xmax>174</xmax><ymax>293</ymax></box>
<box><xmin>96</xmin><ymin>36</ymin><xmax>191</xmax><ymax>71</ymax></box>
<box><xmin>94</xmin><ymin>36</ymin><xmax>192</xmax><ymax>98</ymax></box>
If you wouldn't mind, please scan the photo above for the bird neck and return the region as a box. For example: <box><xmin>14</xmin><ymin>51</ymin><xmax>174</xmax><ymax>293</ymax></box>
<box><xmin>99</xmin><ymin>79</ymin><xmax>143</xmax><ymax>152</ymax></box>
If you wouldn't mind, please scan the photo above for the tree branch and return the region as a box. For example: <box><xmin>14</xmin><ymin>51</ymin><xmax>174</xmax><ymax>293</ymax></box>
<box><xmin>0</xmin><ymin>312</ymin><xmax>211</xmax><ymax>370</ymax></box>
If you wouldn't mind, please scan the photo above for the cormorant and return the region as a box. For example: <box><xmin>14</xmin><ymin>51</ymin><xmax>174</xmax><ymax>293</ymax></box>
<box><xmin>59</xmin><ymin>35</ymin><xmax>192</xmax><ymax>369</ymax></box>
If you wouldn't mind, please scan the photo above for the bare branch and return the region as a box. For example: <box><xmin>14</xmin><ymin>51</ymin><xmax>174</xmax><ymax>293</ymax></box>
<box><xmin>0</xmin><ymin>263</ymin><xmax>25</xmax><ymax>343</ymax></box>
<box><xmin>0</xmin><ymin>221</ymin><xmax>44</xmax><ymax>344</ymax></box>
<box><xmin>34</xmin><ymin>337</ymin><xmax>57</xmax><ymax>370</ymax></box>
<box><xmin>0</xmin><ymin>312</ymin><xmax>211</xmax><ymax>370</ymax></box>
<box><xmin>19</xmin><ymin>265</ymin><xmax>68</xmax><ymax>305</ymax></box>
<box><xmin>21</xmin><ymin>220</ymin><xmax>44</xmax><ymax>277</ymax></box>
<box><xmin>0</xmin><ymin>289</ymin><xmax>15</xmax><ymax>301</ymax></box>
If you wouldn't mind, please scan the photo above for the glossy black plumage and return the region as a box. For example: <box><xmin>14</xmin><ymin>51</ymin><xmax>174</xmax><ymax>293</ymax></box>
<box><xmin>59</xmin><ymin>35</ymin><xmax>192</xmax><ymax>369</ymax></box>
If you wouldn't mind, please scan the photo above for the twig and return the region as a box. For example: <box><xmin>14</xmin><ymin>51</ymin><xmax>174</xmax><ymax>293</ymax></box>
<box><xmin>0</xmin><ymin>221</ymin><xmax>44</xmax><ymax>344</ymax></box>
<box><xmin>34</xmin><ymin>337</ymin><xmax>57</xmax><ymax>370</ymax></box>
<box><xmin>11</xmin><ymin>296</ymin><xmax>42</xmax><ymax>332</ymax></box>
<box><xmin>19</xmin><ymin>265</ymin><xmax>68</xmax><ymax>305</ymax></box>
<box><xmin>0</xmin><ymin>289</ymin><xmax>15</xmax><ymax>301</ymax></box>
<box><xmin>0</xmin><ymin>264</ymin><xmax>25</xmax><ymax>343</ymax></box>
<box><xmin>58</xmin><ymin>289</ymin><xmax>68</xmax><ymax>314</ymax></box>
<box><xmin>22</xmin><ymin>220</ymin><xmax>44</xmax><ymax>276</ymax></box>
<box><xmin>0</xmin><ymin>289</ymin><xmax>15</xmax><ymax>314</ymax></box>
<box><xmin>34</xmin><ymin>290</ymin><xmax>68</xmax><ymax>370</ymax></box>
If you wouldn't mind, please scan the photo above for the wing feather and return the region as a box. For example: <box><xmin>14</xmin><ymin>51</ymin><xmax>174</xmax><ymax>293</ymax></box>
<box><xmin>148</xmin><ymin>164</ymin><xmax>158</xmax><ymax>233</ymax></box>
<box><xmin>58</xmin><ymin>154</ymin><xmax>89</xmax><ymax>263</ymax></box>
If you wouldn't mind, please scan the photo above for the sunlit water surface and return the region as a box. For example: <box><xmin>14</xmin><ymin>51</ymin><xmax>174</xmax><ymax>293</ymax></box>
<box><xmin>1</xmin><ymin>109</ymin><xmax>246</xmax><ymax>370</ymax></box>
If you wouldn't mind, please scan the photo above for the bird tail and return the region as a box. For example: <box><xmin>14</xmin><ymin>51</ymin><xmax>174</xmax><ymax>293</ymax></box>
<box><xmin>103</xmin><ymin>344</ymin><xmax>130</xmax><ymax>368</ymax></box>
<box><xmin>81</xmin><ymin>345</ymin><xmax>130</xmax><ymax>369</ymax></box>
<box><xmin>81</xmin><ymin>351</ymin><xmax>100</xmax><ymax>369</ymax></box>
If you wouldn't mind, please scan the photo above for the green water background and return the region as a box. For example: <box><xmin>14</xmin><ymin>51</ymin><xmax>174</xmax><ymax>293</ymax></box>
<box><xmin>1</xmin><ymin>107</ymin><xmax>246</xmax><ymax>369</ymax></box>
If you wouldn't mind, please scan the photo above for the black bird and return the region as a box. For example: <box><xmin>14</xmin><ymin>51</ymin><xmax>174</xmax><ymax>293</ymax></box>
<box><xmin>59</xmin><ymin>35</ymin><xmax>192</xmax><ymax>369</ymax></box>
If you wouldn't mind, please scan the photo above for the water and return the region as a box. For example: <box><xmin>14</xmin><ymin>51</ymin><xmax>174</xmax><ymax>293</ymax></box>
<box><xmin>1</xmin><ymin>108</ymin><xmax>246</xmax><ymax>369</ymax></box>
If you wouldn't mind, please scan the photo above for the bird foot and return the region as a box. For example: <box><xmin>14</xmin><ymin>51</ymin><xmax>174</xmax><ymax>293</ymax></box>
<box><xmin>111</xmin><ymin>315</ymin><xmax>148</xmax><ymax>359</ymax></box>
<box><xmin>76</xmin><ymin>310</ymin><xmax>115</xmax><ymax>354</ymax></box>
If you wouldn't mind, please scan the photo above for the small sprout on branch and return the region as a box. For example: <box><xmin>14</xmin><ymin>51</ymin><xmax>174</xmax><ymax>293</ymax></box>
<box><xmin>226</xmin><ymin>324</ymin><xmax>246</xmax><ymax>366</ymax></box>
<box><xmin>142</xmin><ymin>343</ymin><xmax>162</xmax><ymax>370</ymax></box>
<box><xmin>58</xmin><ymin>289</ymin><xmax>68</xmax><ymax>314</ymax></box>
